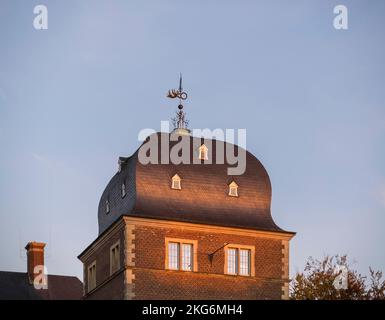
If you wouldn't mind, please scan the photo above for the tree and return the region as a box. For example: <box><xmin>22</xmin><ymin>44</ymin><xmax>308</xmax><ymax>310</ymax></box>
<box><xmin>290</xmin><ymin>254</ymin><xmax>385</xmax><ymax>300</ymax></box>
<box><xmin>367</xmin><ymin>268</ymin><xmax>385</xmax><ymax>300</ymax></box>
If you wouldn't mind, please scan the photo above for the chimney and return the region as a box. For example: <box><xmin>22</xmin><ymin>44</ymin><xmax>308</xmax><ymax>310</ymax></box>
<box><xmin>25</xmin><ymin>241</ymin><xmax>46</xmax><ymax>284</ymax></box>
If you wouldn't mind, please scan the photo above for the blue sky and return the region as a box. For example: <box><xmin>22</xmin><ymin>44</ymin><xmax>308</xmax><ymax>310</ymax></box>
<box><xmin>0</xmin><ymin>0</ymin><xmax>384</xmax><ymax>280</ymax></box>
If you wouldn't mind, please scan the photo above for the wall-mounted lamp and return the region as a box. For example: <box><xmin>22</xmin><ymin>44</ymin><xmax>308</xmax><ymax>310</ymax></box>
<box><xmin>208</xmin><ymin>242</ymin><xmax>229</xmax><ymax>265</ymax></box>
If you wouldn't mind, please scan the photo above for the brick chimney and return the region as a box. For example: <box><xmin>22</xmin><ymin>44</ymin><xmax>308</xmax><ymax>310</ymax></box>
<box><xmin>25</xmin><ymin>241</ymin><xmax>46</xmax><ymax>284</ymax></box>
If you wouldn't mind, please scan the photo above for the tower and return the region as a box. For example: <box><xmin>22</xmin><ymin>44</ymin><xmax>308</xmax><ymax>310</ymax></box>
<box><xmin>78</xmin><ymin>77</ymin><xmax>295</xmax><ymax>300</ymax></box>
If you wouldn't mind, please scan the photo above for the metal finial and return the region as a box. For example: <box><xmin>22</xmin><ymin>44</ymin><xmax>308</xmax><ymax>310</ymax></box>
<box><xmin>167</xmin><ymin>74</ymin><xmax>189</xmax><ymax>131</ymax></box>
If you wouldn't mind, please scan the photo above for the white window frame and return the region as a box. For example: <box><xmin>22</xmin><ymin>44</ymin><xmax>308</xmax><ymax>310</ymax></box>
<box><xmin>110</xmin><ymin>240</ymin><xmax>121</xmax><ymax>275</ymax></box>
<box><xmin>227</xmin><ymin>248</ymin><xmax>238</xmax><ymax>275</ymax></box>
<box><xmin>105</xmin><ymin>199</ymin><xmax>110</xmax><ymax>214</ymax></box>
<box><xmin>121</xmin><ymin>182</ymin><xmax>126</xmax><ymax>198</ymax></box>
<box><xmin>165</xmin><ymin>238</ymin><xmax>197</xmax><ymax>272</ymax></box>
<box><xmin>171</xmin><ymin>174</ymin><xmax>181</xmax><ymax>190</ymax></box>
<box><xmin>239</xmin><ymin>248</ymin><xmax>251</xmax><ymax>276</ymax></box>
<box><xmin>198</xmin><ymin>144</ymin><xmax>208</xmax><ymax>160</ymax></box>
<box><xmin>224</xmin><ymin>244</ymin><xmax>255</xmax><ymax>277</ymax></box>
<box><xmin>228</xmin><ymin>181</ymin><xmax>239</xmax><ymax>197</ymax></box>
<box><xmin>87</xmin><ymin>261</ymin><xmax>96</xmax><ymax>292</ymax></box>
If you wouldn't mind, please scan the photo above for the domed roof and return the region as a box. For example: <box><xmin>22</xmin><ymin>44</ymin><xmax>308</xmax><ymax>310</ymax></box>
<box><xmin>98</xmin><ymin>132</ymin><xmax>291</xmax><ymax>235</ymax></box>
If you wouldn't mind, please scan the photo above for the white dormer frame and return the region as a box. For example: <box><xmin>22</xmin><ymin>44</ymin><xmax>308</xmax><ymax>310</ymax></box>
<box><xmin>121</xmin><ymin>182</ymin><xmax>126</xmax><ymax>198</ymax></box>
<box><xmin>198</xmin><ymin>144</ymin><xmax>208</xmax><ymax>160</ymax></box>
<box><xmin>171</xmin><ymin>174</ymin><xmax>181</xmax><ymax>190</ymax></box>
<box><xmin>228</xmin><ymin>181</ymin><xmax>239</xmax><ymax>197</ymax></box>
<box><xmin>105</xmin><ymin>199</ymin><xmax>110</xmax><ymax>213</ymax></box>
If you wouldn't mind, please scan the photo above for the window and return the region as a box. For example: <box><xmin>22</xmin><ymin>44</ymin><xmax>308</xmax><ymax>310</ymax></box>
<box><xmin>167</xmin><ymin>242</ymin><xmax>193</xmax><ymax>271</ymax></box>
<box><xmin>118</xmin><ymin>160</ymin><xmax>123</xmax><ymax>173</ymax></box>
<box><xmin>121</xmin><ymin>182</ymin><xmax>126</xmax><ymax>198</ymax></box>
<box><xmin>87</xmin><ymin>261</ymin><xmax>96</xmax><ymax>292</ymax></box>
<box><xmin>227</xmin><ymin>248</ymin><xmax>238</xmax><ymax>274</ymax></box>
<box><xmin>228</xmin><ymin>181</ymin><xmax>238</xmax><ymax>197</ymax></box>
<box><xmin>225</xmin><ymin>245</ymin><xmax>254</xmax><ymax>276</ymax></box>
<box><xmin>110</xmin><ymin>241</ymin><xmax>120</xmax><ymax>275</ymax></box>
<box><xmin>165</xmin><ymin>238</ymin><xmax>197</xmax><ymax>272</ymax></box>
<box><xmin>239</xmin><ymin>249</ymin><xmax>251</xmax><ymax>276</ymax></box>
<box><xmin>168</xmin><ymin>242</ymin><xmax>179</xmax><ymax>270</ymax></box>
<box><xmin>171</xmin><ymin>174</ymin><xmax>181</xmax><ymax>190</ymax></box>
<box><xmin>105</xmin><ymin>199</ymin><xmax>110</xmax><ymax>214</ymax></box>
<box><xmin>181</xmin><ymin>244</ymin><xmax>193</xmax><ymax>271</ymax></box>
<box><xmin>198</xmin><ymin>144</ymin><xmax>208</xmax><ymax>160</ymax></box>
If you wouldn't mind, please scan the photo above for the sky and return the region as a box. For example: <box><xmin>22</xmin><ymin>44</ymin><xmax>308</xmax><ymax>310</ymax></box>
<box><xmin>0</xmin><ymin>0</ymin><xmax>384</xmax><ymax>281</ymax></box>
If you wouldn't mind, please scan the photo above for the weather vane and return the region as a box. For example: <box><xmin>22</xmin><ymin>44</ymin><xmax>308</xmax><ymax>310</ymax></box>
<box><xmin>167</xmin><ymin>73</ymin><xmax>189</xmax><ymax>131</ymax></box>
<box><xmin>167</xmin><ymin>73</ymin><xmax>188</xmax><ymax>101</ymax></box>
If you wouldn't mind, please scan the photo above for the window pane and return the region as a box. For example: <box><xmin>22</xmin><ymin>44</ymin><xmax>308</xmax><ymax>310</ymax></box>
<box><xmin>227</xmin><ymin>248</ymin><xmax>237</xmax><ymax>274</ymax></box>
<box><xmin>106</xmin><ymin>200</ymin><xmax>110</xmax><ymax>213</ymax></box>
<box><xmin>111</xmin><ymin>249</ymin><xmax>114</xmax><ymax>272</ymax></box>
<box><xmin>116</xmin><ymin>246</ymin><xmax>120</xmax><ymax>269</ymax></box>
<box><xmin>168</xmin><ymin>242</ymin><xmax>179</xmax><ymax>269</ymax></box>
<box><xmin>229</xmin><ymin>186</ymin><xmax>238</xmax><ymax>196</ymax></box>
<box><xmin>88</xmin><ymin>264</ymin><xmax>96</xmax><ymax>291</ymax></box>
<box><xmin>93</xmin><ymin>266</ymin><xmax>96</xmax><ymax>288</ymax></box>
<box><xmin>172</xmin><ymin>179</ymin><xmax>181</xmax><ymax>189</ymax></box>
<box><xmin>113</xmin><ymin>245</ymin><xmax>119</xmax><ymax>271</ymax></box>
<box><xmin>181</xmin><ymin>244</ymin><xmax>193</xmax><ymax>271</ymax></box>
<box><xmin>239</xmin><ymin>249</ymin><xmax>250</xmax><ymax>275</ymax></box>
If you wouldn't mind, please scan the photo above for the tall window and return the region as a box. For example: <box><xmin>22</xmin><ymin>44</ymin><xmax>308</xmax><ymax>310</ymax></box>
<box><xmin>225</xmin><ymin>245</ymin><xmax>254</xmax><ymax>276</ymax></box>
<box><xmin>168</xmin><ymin>242</ymin><xmax>179</xmax><ymax>270</ymax></box>
<box><xmin>166</xmin><ymin>238</ymin><xmax>197</xmax><ymax>272</ymax></box>
<box><xmin>110</xmin><ymin>241</ymin><xmax>120</xmax><ymax>275</ymax></box>
<box><xmin>239</xmin><ymin>249</ymin><xmax>251</xmax><ymax>276</ymax></box>
<box><xmin>181</xmin><ymin>244</ymin><xmax>193</xmax><ymax>271</ymax></box>
<box><xmin>228</xmin><ymin>181</ymin><xmax>238</xmax><ymax>197</ymax></box>
<box><xmin>171</xmin><ymin>174</ymin><xmax>181</xmax><ymax>190</ymax></box>
<box><xmin>227</xmin><ymin>248</ymin><xmax>238</xmax><ymax>274</ymax></box>
<box><xmin>87</xmin><ymin>261</ymin><xmax>96</xmax><ymax>292</ymax></box>
<box><xmin>198</xmin><ymin>144</ymin><xmax>208</xmax><ymax>160</ymax></box>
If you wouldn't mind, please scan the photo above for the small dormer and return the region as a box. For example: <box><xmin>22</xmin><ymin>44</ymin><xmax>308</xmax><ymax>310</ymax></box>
<box><xmin>105</xmin><ymin>199</ymin><xmax>110</xmax><ymax>214</ymax></box>
<box><xmin>121</xmin><ymin>182</ymin><xmax>126</xmax><ymax>198</ymax></box>
<box><xmin>171</xmin><ymin>174</ymin><xmax>181</xmax><ymax>190</ymax></box>
<box><xmin>198</xmin><ymin>144</ymin><xmax>208</xmax><ymax>160</ymax></box>
<box><xmin>228</xmin><ymin>181</ymin><xmax>238</xmax><ymax>197</ymax></box>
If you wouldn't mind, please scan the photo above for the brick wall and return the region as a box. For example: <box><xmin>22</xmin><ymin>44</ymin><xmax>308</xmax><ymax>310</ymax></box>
<box><xmin>81</xmin><ymin>221</ymin><xmax>125</xmax><ymax>299</ymax></box>
<box><xmin>79</xmin><ymin>217</ymin><xmax>291</xmax><ymax>300</ymax></box>
<box><xmin>133</xmin><ymin>220</ymin><xmax>285</xmax><ymax>300</ymax></box>
<box><xmin>135</xmin><ymin>270</ymin><xmax>282</xmax><ymax>300</ymax></box>
<box><xmin>86</xmin><ymin>272</ymin><xmax>125</xmax><ymax>300</ymax></box>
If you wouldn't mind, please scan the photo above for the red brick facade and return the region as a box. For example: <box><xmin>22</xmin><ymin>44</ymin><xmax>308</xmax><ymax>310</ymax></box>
<box><xmin>79</xmin><ymin>216</ymin><xmax>293</xmax><ymax>300</ymax></box>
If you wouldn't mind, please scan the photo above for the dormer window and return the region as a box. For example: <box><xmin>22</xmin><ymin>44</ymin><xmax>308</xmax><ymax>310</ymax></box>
<box><xmin>198</xmin><ymin>144</ymin><xmax>208</xmax><ymax>160</ymax></box>
<box><xmin>171</xmin><ymin>174</ymin><xmax>181</xmax><ymax>190</ymax></box>
<box><xmin>105</xmin><ymin>199</ymin><xmax>110</xmax><ymax>214</ymax></box>
<box><xmin>118</xmin><ymin>157</ymin><xmax>127</xmax><ymax>173</ymax></box>
<box><xmin>121</xmin><ymin>182</ymin><xmax>126</xmax><ymax>198</ymax></box>
<box><xmin>228</xmin><ymin>181</ymin><xmax>238</xmax><ymax>197</ymax></box>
